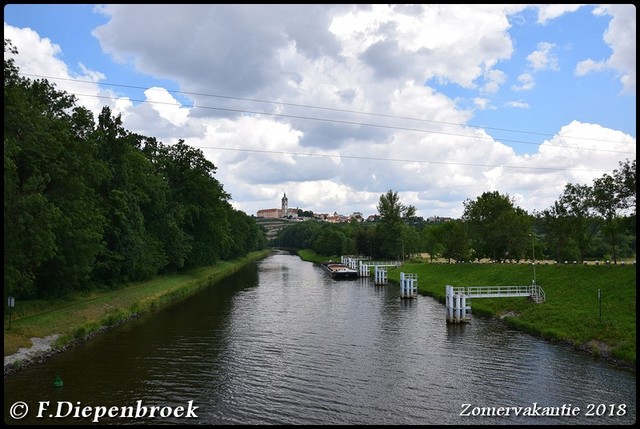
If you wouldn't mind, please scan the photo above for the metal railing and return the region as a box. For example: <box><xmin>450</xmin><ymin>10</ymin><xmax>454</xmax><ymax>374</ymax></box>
<box><xmin>452</xmin><ymin>285</ymin><xmax>545</xmax><ymax>302</ymax></box>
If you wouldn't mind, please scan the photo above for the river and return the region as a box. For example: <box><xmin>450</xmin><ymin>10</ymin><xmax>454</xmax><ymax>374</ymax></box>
<box><xmin>4</xmin><ymin>251</ymin><xmax>636</xmax><ymax>425</ymax></box>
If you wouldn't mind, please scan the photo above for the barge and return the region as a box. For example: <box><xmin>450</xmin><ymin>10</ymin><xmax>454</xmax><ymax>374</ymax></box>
<box><xmin>321</xmin><ymin>261</ymin><xmax>359</xmax><ymax>280</ymax></box>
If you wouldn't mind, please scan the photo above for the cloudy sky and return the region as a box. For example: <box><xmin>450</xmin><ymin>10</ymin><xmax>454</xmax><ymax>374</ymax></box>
<box><xmin>4</xmin><ymin>4</ymin><xmax>636</xmax><ymax>219</ymax></box>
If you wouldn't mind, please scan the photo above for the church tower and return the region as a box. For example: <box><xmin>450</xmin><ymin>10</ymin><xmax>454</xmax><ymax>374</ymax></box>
<box><xmin>281</xmin><ymin>192</ymin><xmax>289</xmax><ymax>218</ymax></box>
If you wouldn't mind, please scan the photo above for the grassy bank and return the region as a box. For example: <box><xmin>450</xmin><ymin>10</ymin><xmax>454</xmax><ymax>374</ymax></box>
<box><xmin>4</xmin><ymin>250</ymin><xmax>271</xmax><ymax>360</ymax></box>
<box><xmin>298</xmin><ymin>250</ymin><xmax>636</xmax><ymax>367</ymax></box>
<box><xmin>395</xmin><ymin>262</ymin><xmax>636</xmax><ymax>366</ymax></box>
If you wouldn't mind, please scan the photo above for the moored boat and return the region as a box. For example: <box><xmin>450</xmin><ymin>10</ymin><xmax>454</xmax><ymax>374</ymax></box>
<box><xmin>321</xmin><ymin>261</ymin><xmax>359</xmax><ymax>279</ymax></box>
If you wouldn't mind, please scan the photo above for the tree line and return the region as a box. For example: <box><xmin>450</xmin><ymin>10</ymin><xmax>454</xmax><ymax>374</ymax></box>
<box><xmin>4</xmin><ymin>38</ymin><xmax>635</xmax><ymax>300</ymax></box>
<box><xmin>273</xmin><ymin>167</ymin><xmax>635</xmax><ymax>264</ymax></box>
<box><xmin>4</xmin><ymin>40</ymin><xmax>268</xmax><ymax>299</ymax></box>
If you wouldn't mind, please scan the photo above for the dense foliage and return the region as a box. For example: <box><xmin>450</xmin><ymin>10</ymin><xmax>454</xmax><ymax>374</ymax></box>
<box><xmin>4</xmin><ymin>38</ymin><xmax>635</xmax><ymax>299</ymax></box>
<box><xmin>4</xmin><ymin>40</ymin><xmax>268</xmax><ymax>299</ymax></box>
<box><xmin>273</xmin><ymin>169</ymin><xmax>636</xmax><ymax>264</ymax></box>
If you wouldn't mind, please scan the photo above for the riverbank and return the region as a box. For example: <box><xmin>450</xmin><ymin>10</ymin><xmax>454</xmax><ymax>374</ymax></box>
<box><xmin>4</xmin><ymin>250</ymin><xmax>271</xmax><ymax>375</ymax></box>
<box><xmin>394</xmin><ymin>262</ymin><xmax>636</xmax><ymax>371</ymax></box>
<box><xmin>297</xmin><ymin>250</ymin><xmax>636</xmax><ymax>371</ymax></box>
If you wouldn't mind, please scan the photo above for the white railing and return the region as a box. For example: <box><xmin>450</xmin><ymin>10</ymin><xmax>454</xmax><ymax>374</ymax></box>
<box><xmin>365</xmin><ymin>261</ymin><xmax>399</xmax><ymax>267</ymax></box>
<box><xmin>452</xmin><ymin>285</ymin><xmax>545</xmax><ymax>302</ymax></box>
<box><xmin>532</xmin><ymin>285</ymin><xmax>545</xmax><ymax>302</ymax></box>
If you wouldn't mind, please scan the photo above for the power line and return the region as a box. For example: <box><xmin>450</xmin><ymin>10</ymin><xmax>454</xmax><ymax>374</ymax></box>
<box><xmin>20</xmin><ymin>73</ymin><xmax>634</xmax><ymax>153</ymax></box>
<box><xmin>57</xmin><ymin>89</ymin><xmax>635</xmax><ymax>157</ymax></box>
<box><xmin>14</xmin><ymin>77</ymin><xmax>630</xmax><ymax>173</ymax></box>
<box><xmin>193</xmin><ymin>146</ymin><xmax>617</xmax><ymax>172</ymax></box>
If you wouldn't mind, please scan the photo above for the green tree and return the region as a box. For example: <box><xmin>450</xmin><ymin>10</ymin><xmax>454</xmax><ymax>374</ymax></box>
<box><xmin>4</xmin><ymin>40</ymin><xmax>107</xmax><ymax>297</ymax></box>
<box><xmin>421</xmin><ymin>224</ymin><xmax>444</xmax><ymax>262</ymax></box>
<box><xmin>613</xmin><ymin>158</ymin><xmax>636</xmax><ymax>215</ymax></box>
<box><xmin>163</xmin><ymin>140</ymin><xmax>232</xmax><ymax>266</ymax></box>
<box><xmin>227</xmin><ymin>209</ymin><xmax>268</xmax><ymax>257</ymax></box>
<box><xmin>313</xmin><ymin>225</ymin><xmax>348</xmax><ymax>256</ymax></box>
<box><xmin>138</xmin><ymin>136</ymin><xmax>193</xmax><ymax>270</ymax></box>
<box><xmin>376</xmin><ymin>190</ymin><xmax>415</xmax><ymax>259</ymax></box>
<box><xmin>431</xmin><ymin>220</ymin><xmax>471</xmax><ymax>263</ymax></box>
<box><xmin>273</xmin><ymin>220</ymin><xmax>322</xmax><ymax>249</ymax></box>
<box><xmin>4</xmin><ymin>37</ymin><xmax>269</xmax><ymax>299</ymax></box>
<box><xmin>591</xmin><ymin>169</ymin><xmax>629</xmax><ymax>264</ymax></box>
<box><xmin>91</xmin><ymin>108</ymin><xmax>150</xmax><ymax>285</ymax></box>
<box><xmin>612</xmin><ymin>159</ymin><xmax>636</xmax><ymax>257</ymax></box>
<box><xmin>558</xmin><ymin>183</ymin><xmax>599</xmax><ymax>263</ymax></box>
<box><xmin>400</xmin><ymin>225</ymin><xmax>422</xmax><ymax>261</ymax></box>
<box><xmin>353</xmin><ymin>225</ymin><xmax>375</xmax><ymax>258</ymax></box>
<box><xmin>34</xmin><ymin>106</ymin><xmax>109</xmax><ymax>295</ymax></box>
<box><xmin>535</xmin><ymin>203</ymin><xmax>575</xmax><ymax>263</ymax></box>
<box><xmin>462</xmin><ymin>191</ymin><xmax>531</xmax><ymax>261</ymax></box>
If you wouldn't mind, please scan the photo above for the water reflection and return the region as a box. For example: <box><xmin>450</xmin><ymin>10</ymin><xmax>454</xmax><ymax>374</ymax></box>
<box><xmin>4</xmin><ymin>253</ymin><xmax>635</xmax><ymax>425</ymax></box>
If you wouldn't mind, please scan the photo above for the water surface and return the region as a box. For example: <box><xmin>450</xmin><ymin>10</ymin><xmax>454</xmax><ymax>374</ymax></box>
<box><xmin>4</xmin><ymin>252</ymin><xmax>635</xmax><ymax>425</ymax></box>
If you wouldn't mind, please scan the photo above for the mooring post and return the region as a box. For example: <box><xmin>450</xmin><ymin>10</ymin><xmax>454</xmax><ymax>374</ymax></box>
<box><xmin>461</xmin><ymin>293</ymin><xmax>466</xmax><ymax>321</ymax></box>
<box><xmin>359</xmin><ymin>262</ymin><xmax>368</xmax><ymax>277</ymax></box>
<box><xmin>445</xmin><ymin>285</ymin><xmax>453</xmax><ymax>322</ymax></box>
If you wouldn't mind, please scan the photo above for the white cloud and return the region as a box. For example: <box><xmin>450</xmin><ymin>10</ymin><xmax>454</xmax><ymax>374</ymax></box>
<box><xmin>4</xmin><ymin>23</ymin><xmax>131</xmax><ymax>119</ymax></box>
<box><xmin>507</xmin><ymin>101</ymin><xmax>529</xmax><ymax>109</ymax></box>
<box><xmin>473</xmin><ymin>98</ymin><xmax>493</xmax><ymax>110</ymax></box>
<box><xmin>113</xmin><ymin>97</ymin><xmax>134</xmax><ymax>118</ymax></box>
<box><xmin>480</xmin><ymin>69</ymin><xmax>507</xmax><ymax>94</ymax></box>
<box><xmin>592</xmin><ymin>4</ymin><xmax>636</xmax><ymax>94</ymax></box>
<box><xmin>4</xmin><ymin>24</ymin><xmax>65</xmax><ymax>76</ymax></box>
<box><xmin>512</xmin><ymin>73</ymin><xmax>535</xmax><ymax>91</ymax></box>
<box><xmin>5</xmin><ymin>5</ymin><xmax>635</xmax><ymax>220</ymax></box>
<box><xmin>575</xmin><ymin>58</ymin><xmax>607</xmax><ymax>76</ymax></box>
<box><xmin>535</xmin><ymin>4</ymin><xmax>584</xmax><ymax>25</ymax></box>
<box><xmin>143</xmin><ymin>87</ymin><xmax>189</xmax><ymax>127</ymax></box>
<box><xmin>527</xmin><ymin>42</ymin><xmax>559</xmax><ymax>71</ymax></box>
<box><xmin>530</xmin><ymin>4</ymin><xmax>635</xmax><ymax>94</ymax></box>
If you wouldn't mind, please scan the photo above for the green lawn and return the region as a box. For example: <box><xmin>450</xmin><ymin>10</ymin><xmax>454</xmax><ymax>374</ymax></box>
<box><xmin>387</xmin><ymin>262</ymin><xmax>636</xmax><ymax>365</ymax></box>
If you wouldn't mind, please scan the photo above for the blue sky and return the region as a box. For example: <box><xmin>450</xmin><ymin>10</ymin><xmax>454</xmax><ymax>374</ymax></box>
<box><xmin>4</xmin><ymin>4</ymin><xmax>636</xmax><ymax>218</ymax></box>
<box><xmin>4</xmin><ymin>4</ymin><xmax>180</xmax><ymax>102</ymax></box>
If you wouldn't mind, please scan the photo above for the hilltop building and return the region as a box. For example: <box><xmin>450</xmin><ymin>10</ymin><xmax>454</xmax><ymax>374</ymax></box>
<box><xmin>256</xmin><ymin>192</ymin><xmax>379</xmax><ymax>223</ymax></box>
<box><xmin>257</xmin><ymin>193</ymin><xmax>298</xmax><ymax>218</ymax></box>
<box><xmin>427</xmin><ymin>216</ymin><xmax>453</xmax><ymax>223</ymax></box>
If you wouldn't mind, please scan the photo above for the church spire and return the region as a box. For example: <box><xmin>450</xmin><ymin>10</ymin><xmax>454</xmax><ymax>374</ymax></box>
<box><xmin>281</xmin><ymin>192</ymin><xmax>289</xmax><ymax>217</ymax></box>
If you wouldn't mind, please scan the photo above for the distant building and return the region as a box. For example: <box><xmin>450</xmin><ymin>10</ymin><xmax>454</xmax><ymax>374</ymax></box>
<box><xmin>256</xmin><ymin>193</ymin><xmax>298</xmax><ymax>218</ymax></box>
<box><xmin>350</xmin><ymin>212</ymin><xmax>364</xmax><ymax>222</ymax></box>
<box><xmin>256</xmin><ymin>208</ymin><xmax>282</xmax><ymax>219</ymax></box>
<box><xmin>325</xmin><ymin>212</ymin><xmax>351</xmax><ymax>223</ymax></box>
<box><xmin>427</xmin><ymin>216</ymin><xmax>453</xmax><ymax>223</ymax></box>
<box><xmin>256</xmin><ymin>194</ymin><xmax>378</xmax><ymax>223</ymax></box>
